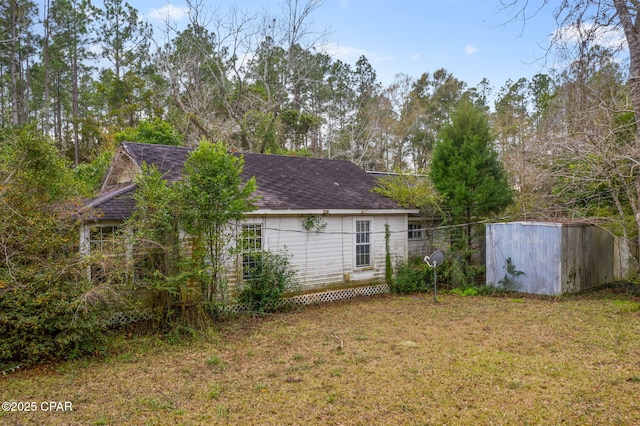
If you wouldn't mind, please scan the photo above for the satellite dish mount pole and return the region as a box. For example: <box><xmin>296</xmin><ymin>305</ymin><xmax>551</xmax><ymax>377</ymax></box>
<box><xmin>425</xmin><ymin>250</ymin><xmax>445</xmax><ymax>304</ymax></box>
<box><xmin>433</xmin><ymin>260</ymin><xmax>438</xmax><ymax>303</ymax></box>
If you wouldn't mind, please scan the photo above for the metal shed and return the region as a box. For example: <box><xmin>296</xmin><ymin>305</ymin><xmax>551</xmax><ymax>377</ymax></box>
<box><xmin>485</xmin><ymin>221</ymin><xmax>614</xmax><ymax>295</ymax></box>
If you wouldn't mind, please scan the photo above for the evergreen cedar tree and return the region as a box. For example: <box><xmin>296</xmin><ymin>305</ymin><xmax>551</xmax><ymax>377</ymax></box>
<box><xmin>430</xmin><ymin>100</ymin><xmax>513</xmax><ymax>225</ymax></box>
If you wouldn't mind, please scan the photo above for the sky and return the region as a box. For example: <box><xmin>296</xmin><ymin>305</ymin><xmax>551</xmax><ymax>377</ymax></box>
<box><xmin>129</xmin><ymin>0</ymin><xmax>560</xmax><ymax>95</ymax></box>
<box><xmin>33</xmin><ymin>0</ymin><xmax>561</xmax><ymax>97</ymax></box>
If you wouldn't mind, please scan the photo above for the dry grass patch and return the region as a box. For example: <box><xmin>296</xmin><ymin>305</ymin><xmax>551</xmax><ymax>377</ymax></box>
<box><xmin>2</xmin><ymin>291</ymin><xmax>640</xmax><ymax>425</ymax></box>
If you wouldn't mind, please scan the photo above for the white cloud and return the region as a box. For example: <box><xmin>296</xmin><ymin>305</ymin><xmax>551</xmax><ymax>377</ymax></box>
<box><xmin>553</xmin><ymin>23</ymin><xmax>626</xmax><ymax>49</ymax></box>
<box><xmin>319</xmin><ymin>42</ymin><xmax>392</xmax><ymax>63</ymax></box>
<box><xmin>339</xmin><ymin>0</ymin><xmax>351</xmax><ymax>9</ymax></box>
<box><xmin>465</xmin><ymin>44</ymin><xmax>478</xmax><ymax>55</ymax></box>
<box><xmin>148</xmin><ymin>4</ymin><xmax>189</xmax><ymax>22</ymax></box>
<box><xmin>320</xmin><ymin>42</ymin><xmax>367</xmax><ymax>58</ymax></box>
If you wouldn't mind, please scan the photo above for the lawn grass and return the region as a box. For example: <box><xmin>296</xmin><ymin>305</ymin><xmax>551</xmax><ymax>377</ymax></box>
<box><xmin>1</xmin><ymin>290</ymin><xmax>639</xmax><ymax>425</ymax></box>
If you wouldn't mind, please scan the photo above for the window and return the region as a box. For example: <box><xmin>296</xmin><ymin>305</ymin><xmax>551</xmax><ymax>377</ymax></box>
<box><xmin>408</xmin><ymin>223</ymin><xmax>423</xmax><ymax>239</ymax></box>
<box><xmin>89</xmin><ymin>225</ymin><xmax>120</xmax><ymax>252</ymax></box>
<box><xmin>241</xmin><ymin>224</ymin><xmax>263</xmax><ymax>279</ymax></box>
<box><xmin>85</xmin><ymin>224</ymin><xmax>122</xmax><ymax>282</ymax></box>
<box><xmin>355</xmin><ymin>220</ymin><xmax>371</xmax><ymax>267</ymax></box>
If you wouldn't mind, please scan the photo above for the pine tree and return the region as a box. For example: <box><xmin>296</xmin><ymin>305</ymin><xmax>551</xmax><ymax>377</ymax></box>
<box><xmin>48</xmin><ymin>0</ymin><xmax>98</xmax><ymax>163</ymax></box>
<box><xmin>96</xmin><ymin>0</ymin><xmax>151</xmax><ymax>128</ymax></box>
<box><xmin>430</xmin><ymin>99</ymin><xmax>512</xmax><ymax>248</ymax></box>
<box><xmin>0</xmin><ymin>0</ymin><xmax>38</xmax><ymax>126</ymax></box>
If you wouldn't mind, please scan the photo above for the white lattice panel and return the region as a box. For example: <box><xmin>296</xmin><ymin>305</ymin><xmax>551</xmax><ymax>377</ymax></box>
<box><xmin>224</xmin><ymin>284</ymin><xmax>390</xmax><ymax>313</ymax></box>
<box><xmin>104</xmin><ymin>309</ymin><xmax>153</xmax><ymax>326</ymax></box>
<box><xmin>109</xmin><ymin>284</ymin><xmax>391</xmax><ymax>322</ymax></box>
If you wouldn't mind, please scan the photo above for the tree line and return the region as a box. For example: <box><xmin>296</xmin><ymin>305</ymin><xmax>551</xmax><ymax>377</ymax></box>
<box><xmin>0</xmin><ymin>0</ymin><xmax>538</xmax><ymax>167</ymax></box>
<box><xmin>4</xmin><ymin>0</ymin><xmax>640</xmax><ymax>263</ymax></box>
<box><xmin>3</xmin><ymin>0</ymin><xmax>640</xmax><ymax>256</ymax></box>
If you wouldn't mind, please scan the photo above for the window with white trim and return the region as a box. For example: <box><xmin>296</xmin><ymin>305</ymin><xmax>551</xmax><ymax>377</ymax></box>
<box><xmin>355</xmin><ymin>220</ymin><xmax>371</xmax><ymax>267</ymax></box>
<box><xmin>408</xmin><ymin>223</ymin><xmax>423</xmax><ymax>239</ymax></box>
<box><xmin>89</xmin><ymin>225</ymin><xmax>120</xmax><ymax>252</ymax></box>
<box><xmin>85</xmin><ymin>224</ymin><xmax>122</xmax><ymax>282</ymax></box>
<box><xmin>241</xmin><ymin>223</ymin><xmax>263</xmax><ymax>279</ymax></box>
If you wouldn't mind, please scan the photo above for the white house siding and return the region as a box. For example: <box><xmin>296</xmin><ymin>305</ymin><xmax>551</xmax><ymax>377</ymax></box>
<box><xmin>408</xmin><ymin>237</ymin><xmax>427</xmax><ymax>258</ymax></box>
<box><xmin>244</xmin><ymin>214</ymin><xmax>409</xmax><ymax>293</ymax></box>
<box><xmin>82</xmin><ymin>214</ymin><xmax>411</xmax><ymax>295</ymax></box>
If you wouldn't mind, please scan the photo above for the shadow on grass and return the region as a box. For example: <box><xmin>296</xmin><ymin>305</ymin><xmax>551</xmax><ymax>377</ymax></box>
<box><xmin>577</xmin><ymin>280</ymin><xmax>640</xmax><ymax>299</ymax></box>
<box><xmin>442</xmin><ymin>280</ymin><xmax>640</xmax><ymax>302</ymax></box>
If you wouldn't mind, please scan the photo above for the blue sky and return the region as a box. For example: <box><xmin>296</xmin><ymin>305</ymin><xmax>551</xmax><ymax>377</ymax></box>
<box><xmin>133</xmin><ymin>0</ymin><xmax>560</xmax><ymax>94</ymax></box>
<box><xmin>310</xmin><ymin>0</ymin><xmax>557</xmax><ymax>89</ymax></box>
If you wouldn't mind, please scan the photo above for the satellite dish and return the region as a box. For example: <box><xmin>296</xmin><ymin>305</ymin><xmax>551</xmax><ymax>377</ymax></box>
<box><xmin>424</xmin><ymin>250</ymin><xmax>445</xmax><ymax>303</ymax></box>
<box><xmin>424</xmin><ymin>250</ymin><xmax>445</xmax><ymax>268</ymax></box>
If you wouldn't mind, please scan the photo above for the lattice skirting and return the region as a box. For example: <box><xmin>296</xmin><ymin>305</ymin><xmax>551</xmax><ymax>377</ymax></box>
<box><xmin>224</xmin><ymin>284</ymin><xmax>391</xmax><ymax>314</ymax></box>
<box><xmin>104</xmin><ymin>309</ymin><xmax>154</xmax><ymax>327</ymax></box>
<box><xmin>107</xmin><ymin>284</ymin><xmax>390</xmax><ymax>324</ymax></box>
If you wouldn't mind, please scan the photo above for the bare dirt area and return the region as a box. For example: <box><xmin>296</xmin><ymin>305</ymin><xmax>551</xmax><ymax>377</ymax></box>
<box><xmin>2</xmin><ymin>291</ymin><xmax>639</xmax><ymax>425</ymax></box>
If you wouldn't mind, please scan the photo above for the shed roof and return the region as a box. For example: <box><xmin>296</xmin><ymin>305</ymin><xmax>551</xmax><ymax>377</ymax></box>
<box><xmin>85</xmin><ymin>142</ymin><xmax>402</xmax><ymax>221</ymax></box>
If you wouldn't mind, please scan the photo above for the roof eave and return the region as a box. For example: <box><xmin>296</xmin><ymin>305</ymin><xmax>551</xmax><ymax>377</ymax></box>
<box><xmin>247</xmin><ymin>208</ymin><xmax>419</xmax><ymax>216</ymax></box>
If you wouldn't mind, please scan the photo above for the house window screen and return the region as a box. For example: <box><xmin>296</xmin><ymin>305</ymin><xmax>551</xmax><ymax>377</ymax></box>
<box><xmin>242</xmin><ymin>224</ymin><xmax>263</xmax><ymax>279</ymax></box>
<box><xmin>89</xmin><ymin>225</ymin><xmax>120</xmax><ymax>252</ymax></box>
<box><xmin>355</xmin><ymin>220</ymin><xmax>371</xmax><ymax>267</ymax></box>
<box><xmin>408</xmin><ymin>223</ymin><xmax>423</xmax><ymax>239</ymax></box>
<box><xmin>87</xmin><ymin>225</ymin><xmax>121</xmax><ymax>282</ymax></box>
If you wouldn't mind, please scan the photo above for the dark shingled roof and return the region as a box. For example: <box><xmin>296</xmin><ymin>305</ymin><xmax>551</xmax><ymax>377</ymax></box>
<box><xmin>121</xmin><ymin>142</ymin><xmax>191</xmax><ymax>183</ymax></box>
<box><xmin>84</xmin><ymin>184</ymin><xmax>136</xmax><ymax>221</ymax></box>
<box><xmin>86</xmin><ymin>142</ymin><xmax>399</xmax><ymax>220</ymax></box>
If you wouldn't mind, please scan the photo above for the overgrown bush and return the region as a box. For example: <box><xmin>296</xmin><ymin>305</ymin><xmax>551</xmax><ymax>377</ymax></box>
<box><xmin>439</xmin><ymin>250</ymin><xmax>485</xmax><ymax>289</ymax></box>
<box><xmin>237</xmin><ymin>250</ymin><xmax>299</xmax><ymax>313</ymax></box>
<box><xmin>0</xmin><ymin>273</ymin><xmax>109</xmax><ymax>369</ymax></box>
<box><xmin>73</xmin><ymin>148</ymin><xmax>115</xmax><ymax>194</ymax></box>
<box><xmin>115</xmin><ymin>118</ymin><xmax>184</xmax><ymax>146</ymax></box>
<box><xmin>180</xmin><ymin>141</ymin><xmax>258</xmax><ymax>307</ymax></box>
<box><xmin>0</xmin><ymin>126</ymin><xmax>110</xmax><ymax>369</ymax></box>
<box><xmin>447</xmin><ymin>258</ymin><xmax>524</xmax><ymax>297</ymax></box>
<box><xmin>390</xmin><ymin>259</ymin><xmax>431</xmax><ymax>294</ymax></box>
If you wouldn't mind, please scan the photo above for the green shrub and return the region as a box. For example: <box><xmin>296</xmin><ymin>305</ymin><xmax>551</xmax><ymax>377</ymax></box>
<box><xmin>0</xmin><ymin>267</ymin><xmax>109</xmax><ymax>369</ymax></box>
<box><xmin>390</xmin><ymin>259</ymin><xmax>431</xmax><ymax>294</ymax></box>
<box><xmin>115</xmin><ymin>118</ymin><xmax>183</xmax><ymax>146</ymax></box>
<box><xmin>73</xmin><ymin>148</ymin><xmax>114</xmax><ymax>194</ymax></box>
<box><xmin>450</xmin><ymin>287</ymin><xmax>479</xmax><ymax>297</ymax></box>
<box><xmin>439</xmin><ymin>252</ymin><xmax>484</xmax><ymax>289</ymax></box>
<box><xmin>237</xmin><ymin>250</ymin><xmax>299</xmax><ymax>313</ymax></box>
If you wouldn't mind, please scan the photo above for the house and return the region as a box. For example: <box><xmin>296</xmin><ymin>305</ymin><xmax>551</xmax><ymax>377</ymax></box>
<box><xmin>81</xmin><ymin>142</ymin><xmax>418</xmax><ymax>297</ymax></box>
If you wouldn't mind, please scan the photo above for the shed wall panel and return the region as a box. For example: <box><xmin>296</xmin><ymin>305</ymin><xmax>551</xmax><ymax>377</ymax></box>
<box><xmin>486</xmin><ymin>222</ymin><xmax>562</xmax><ymax>294</ymax></box>
<box><xmin>562</xmin><ymin>225</ymin><xmax>613</xmax><ymax>293</ymax></box>
<box><xmin>486</xmin><ymin>222</ymin><xmax>614</xmax><ymax>295</ymax></box>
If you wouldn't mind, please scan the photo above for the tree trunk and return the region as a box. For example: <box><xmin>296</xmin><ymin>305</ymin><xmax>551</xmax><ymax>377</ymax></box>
<box><xmin>10</xmin><ymin>0</ymin><xmax>19</xmax><ymax>126</ymax></box>
<box><xmin>72</xmin><ymin>50</ymin><xmax>79</xmax><ymax>166</ymax></box>
<box><xmin>42</xmin><ymin>0</ymin><xmax>51</xmax><ymax>136</ymax></box>
<box><xmin>613</xmin><ymin>0</ymin><xmax>640</xmax><ymax>261</ymax></box>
